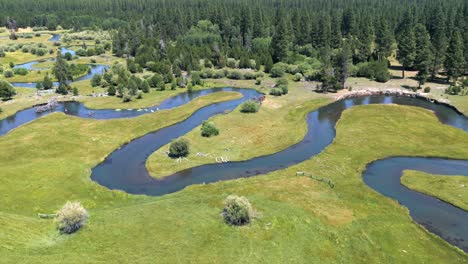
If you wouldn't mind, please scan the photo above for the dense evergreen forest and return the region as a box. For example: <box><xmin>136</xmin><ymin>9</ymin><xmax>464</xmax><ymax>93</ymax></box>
<box><xmin>1</xmin><ymin>0</ymin><xmax>467</xmax><ymax>91</ymax></box>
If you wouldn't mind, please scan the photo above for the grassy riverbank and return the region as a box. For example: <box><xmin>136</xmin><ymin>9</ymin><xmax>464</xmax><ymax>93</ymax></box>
<box><xmin>402</xmin><ymin>171</ymin><xmax>468</xmax><ymax>210</ymax></box>
<box><xmin>147</xmin><ymin>84</ymin><xmax>330</xmax><ymax>178</ymax></box>
<box><xmin>1</xmin><ymin>96</ymin><xmax>467</xmax><ymax>262</ymax></box>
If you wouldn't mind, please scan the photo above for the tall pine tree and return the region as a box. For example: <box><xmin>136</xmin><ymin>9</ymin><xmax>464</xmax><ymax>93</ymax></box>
<box><xmin>413</xmin><ymin>24</ymin><xmax>433</xmax><ymax>87</ymax></box>
<box><xmin>271</xmin><ymin>9</ymin><xmax>290</xmax><ymax>62</ymax></box>
<box><xmin>444</xmin><ymin>30</ymin><xmax>464</xmax><ymax>82</ymax></box>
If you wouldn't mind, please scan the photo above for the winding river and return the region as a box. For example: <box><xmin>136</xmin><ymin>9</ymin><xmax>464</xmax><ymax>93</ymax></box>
<box><xmin>10</xmin><ymin>34</ymin><xmax>107</xmax><ymax>88</ymax></box>
<box><xmin>1</xmin><ymin>33</ymin><xmax>467</xmax><ymax>252</ymax></box>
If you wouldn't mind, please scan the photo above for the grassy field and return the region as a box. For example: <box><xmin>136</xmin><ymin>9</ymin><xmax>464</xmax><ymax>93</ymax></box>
<box><xmin>0</xmin><ymin>93</ymin><xmax>467</xmax><ymax>262</ymax></box>
<box><xmin>402</xmin><ymin>171</ymin><xmax>468</xmax><ymax>210</ymax></box>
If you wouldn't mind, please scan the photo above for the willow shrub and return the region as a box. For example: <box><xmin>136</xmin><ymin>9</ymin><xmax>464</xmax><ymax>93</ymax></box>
<box><xmin>56</xmin><ymin>201</ymin><xmax>89</xmax><ymax>234</ymax></box>
<box><xmin>201</xmin><ymin>121</ymin><xmax>219</xmax><ymax>137</ymax></box>
<box><xmin>240</xmin><ymin>100</ymin><xmax>260</xmax><ymax>113</ymax></box>
<box><xmin>169</xmin><ymin>138</ymin><xmax>190</xmax><ymax>158</ymax></box>
<box><xmin>223</xmin><ymin>195</ymin><xmax>254</xmax><ymax>226</ymax></box>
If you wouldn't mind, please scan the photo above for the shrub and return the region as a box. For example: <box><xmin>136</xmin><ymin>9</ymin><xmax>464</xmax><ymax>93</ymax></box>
<box><xmin>91</xmin><ymin>74</ymin><xmax>102</xmax><ymax>87</ymax></box>
<box><xmin>227</xmin><ymin>70</ymin><xmax>243</xmax><ymax>80</ymax></box>
<box><xmin>222</xmin><ymin>195</ymin><xmax>254</xmax><ymax>226</ymax></box>
<box><xmin>136</xmin><ymin>92</ymin><xmax>143</xmax><ymax>99</ymax></box>
<box><xmin>0</xmin><ymin>49</ymin><xmax>5</xmax><ymax>58</ymax></box>
<box><xmin>424</xmin><ymin>87</ymin><xmax>431</xmax><ymax>93</ymax></box>
<box><xmin>255</xmin><ymin>77</ymin><xmax>262</xmax><ymax>85</ymax></box>
<box><xmin>355</xmin><ymin>61</ymin><xmax>390</xmax><ymax>83</ymax></box>
<box><xmin>13</xmin><ymin>67</ymin><xmax>28</xmax><ymax>76</ymax></box>
<box><xmin>0</xmin><ymin>80</ymin><xmax>16</xmax><ymax>99</ymax></box>
<box><xmin>75</xmin><ymin>48</ymin><xmax>87</xmax><ymax>56</ymax></box>
<box><xmin>269</xmin><ymin>88</ymin><xmax>283</xmax><ymax>96</ymax></box>
<box><xmin>56</xmin><ymin>201</ymin><xmax>89</xmax><ymax>234</ymax></box>
<box><xmin>280</xmin><ymin>85</ymin><xmax>289</xmax><ymax>94</ymax></box>
<box><xmin>122</xmin><ymin>94</ymin><xmax>132</xmax><ymax>102</ymax></box>
<box><xmin>3</xmin><ymin>70</ymin><xmax>14</xmax><ymax>78</ymax></box>
<box><xmin>107</xmin><ymin>85</ymin><xmax>116</xmax><ymax>96</ymax></box>
<box><xmin>243</xmin><ymin>72</ymin><xmax>256</xmax><ymax>80</ymax></box>
<box><xmin>270</xmin><ymin>65</ymin><xmax>285</xmax><ymax>77</ymax></box>
<box><xmin>240</xmin><ymin>100</ymin><xmax>260</xmax><ymax>113</ymax></box>
<box><xmin>201</xmin><ymin>121</ymin><xmax>219</xmax><ymax>137</ymax></box>
<box><xmin>200</xmin><ymin>68</ymin><xmax>214</xmax><ymax>78</ymax></box>
<box><xmin>293</xmin><ymin>73</ymin><xmax>303</xmax><ymax>82</ymax></box>
<box><xmin>227</xmin><ymin>58</ymin><xmax>237</xmax><ymax>68</ymax></box>
<box><xmin>276</xmin><ymin>78</ymin><xmax>288</xmax><ymax>86</ymax></box>
<box><xmin>286</xmin><ymin>64</ymin><xmax>300</xmax><ymax>74</ymax></box>
<box><xmin>212</xmin><ymin>70</ymin><xmax>225</xmax><ymax>79</ymax></box>
<box><xmin>72</xmin><ymin>87</ymin><xmax>79</xmax><ymax>96</ymax></box>
<box><xmin>375</xmin><ymin>69</ymin><xmax>390</xmax><ymax>83</ymax></box>
<box><xmin>169</xmin><ymin>138</ymin><xmax>190</xmax><ymax>157</ymax></box>
<box><xmin>191</xmin><ymin>72</ymin><xmax>203</xmax><ymax>85</ymax></box>
<box><xmin>36</xmin><ymin>48</ymin><xmax>47</xmax><ymax>56</ymax></box>
<box><xmin>42</xmin><ymin>76</ymin><xmax>53</xmax><ymax>90</ymax></box>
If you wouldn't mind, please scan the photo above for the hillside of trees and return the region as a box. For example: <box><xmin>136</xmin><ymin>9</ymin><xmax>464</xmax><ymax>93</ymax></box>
<box><xmin>2</xmin><ymin>0</ymin><xmax>467</xmax><ymax>91</ymax></box>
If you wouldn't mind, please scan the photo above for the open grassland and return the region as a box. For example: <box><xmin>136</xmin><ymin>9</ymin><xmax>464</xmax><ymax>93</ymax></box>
<box><xmin>147</xmin><ymin>84</ymin><xmax>330</xmax><ymax>178</ymax></box>
<box><xmin>402</xmin><ymin>171</ymin><xmax>468</xmax><ymax>210</ymax></box>
<box><xmin>0</xmin><ymin>94</ymin><xmax>467</xmax><ymax>262</ymax></box>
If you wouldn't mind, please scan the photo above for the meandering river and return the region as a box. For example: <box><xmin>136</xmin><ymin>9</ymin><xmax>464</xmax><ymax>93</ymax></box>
<box><xmin>1</xmin><ymin>33</ymin><xmax>467</xmax><ymax>251</ymax></box>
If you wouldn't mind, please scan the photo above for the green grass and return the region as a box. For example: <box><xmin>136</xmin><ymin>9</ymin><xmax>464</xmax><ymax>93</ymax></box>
<box><xmin>0</xmin><ymin>94</ymin><xmax>467</xmax><ymax>262</ymax></box>
<box><xmin>401</xmin><ymin>171</ymin><xmax>468</xmax><ymax>210</ymax></box>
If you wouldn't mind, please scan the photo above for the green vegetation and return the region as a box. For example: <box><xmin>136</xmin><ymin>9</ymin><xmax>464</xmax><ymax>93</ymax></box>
<box><xmin>401</xmin><ymin>171</ymin><xmax>468</xmax><ymax>210</ymax></box>
<box><xmin>222</xmin><ymin>195</ymin><xmax>254</xmax><ymax>226</ymax></box>
<box><xmin>56</xmin><ymin>201</ymin><xmax>89</xmax><ymax>234</ymax></box>
<box><xmin>169</xmin><ymin>138</ymin><xmax>190</xmax><ymax>158</ymax></box>
<box><xmin>200</xmin><ymin>121</ymin><xmax>219</xmax><ymax>137</ymax></box>
<box><xmin>0</xmin><ymin>79</ymin><xmax>16</xmax><ymax>99</ymax></box>
<box><xmin>240</xmin><ymin>100</ymin><xmax>261</xmax><ymax>113</ymax></box>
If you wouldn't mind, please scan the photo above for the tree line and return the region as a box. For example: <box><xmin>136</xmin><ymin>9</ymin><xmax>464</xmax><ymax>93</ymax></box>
<box><xmin>2</xmin><ymin>0</ymin><xmax>467</xmax><ymax>89</ymax></box>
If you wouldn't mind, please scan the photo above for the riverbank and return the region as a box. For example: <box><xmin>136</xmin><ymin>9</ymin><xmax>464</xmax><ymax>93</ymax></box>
<box><xmin>401</xmin><ymin>170</ymin><xmax>468</xmax><ymax>211</ymax></box>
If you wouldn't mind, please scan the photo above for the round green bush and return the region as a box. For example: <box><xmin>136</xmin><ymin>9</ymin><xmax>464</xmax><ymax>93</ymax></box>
<box><xmin>201</xmin><ymin>121</ymin><xmax>219</xmax><ymax>137</ymax></box>
<box><xmin>0</xmin><ymin>80</ymin><xmax>16</xmax><ymax>99</ymax></box>
<box><xmin>56</xmin><ymin>201</ymin><xmax>89</xmax><ymax>234</ymax></box>
<box><xmin>240</xmin><ymin>100</ymin><xmax>260</xmax><ymax>113</ymax></box>
<box><xmin>3</xmin><ymin>69</ymin><xmax>14</xmax><ymax>78</ymax></box>
<box><xmin>423</xmin><ymin>87</ymin><xmax>431</xmax><ymax>93</ymax></box>
<box><xmin>223</xmin><ymin>195</ymin><xmax>254</xmax><ymax>226</ymax></box>
<box><xmin>169</xmin><ymin>138</ymin><xmax>190</xmax><ymax>158</ymax></box>
<box><xmin>293</xmin><ymin>73</ymin><xmax>303</xmax><ymax>82</ymax></box>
